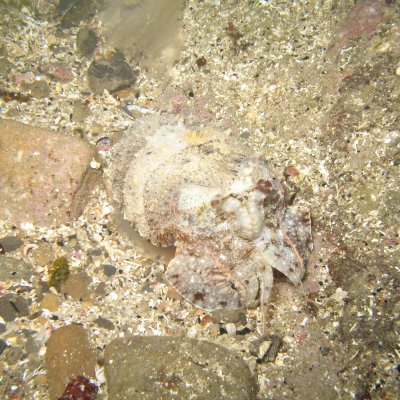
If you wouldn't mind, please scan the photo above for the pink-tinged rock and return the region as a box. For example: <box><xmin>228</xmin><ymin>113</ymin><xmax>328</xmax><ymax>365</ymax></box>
<box><xmin>0</xmin><ymin>119</ymin><xmax>99</xmax><ymax>227</ymax></box>
<box><xmin>43</xmin><ymin>62</ymin><xmax>74</xmax><ymax>81</ymax></box>
<box><xmin>45</xmin><ymin>324</ymin><xmax>97</xmax><ymax>400</ymax></box>
<box><xmin>340</xmin><ymin>0</ymin><xmax>387</xmax><ymax>38</ymax></box>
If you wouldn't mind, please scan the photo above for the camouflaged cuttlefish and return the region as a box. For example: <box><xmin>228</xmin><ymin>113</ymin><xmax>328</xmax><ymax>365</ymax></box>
<box><xmin>105</xmin><ymin>114</ymin><xmax>312</xmax><ymax>315</ymax></box>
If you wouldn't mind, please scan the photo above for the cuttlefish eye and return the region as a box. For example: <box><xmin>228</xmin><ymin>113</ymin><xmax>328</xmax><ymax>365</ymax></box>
<box><xmin>255</xmin><ymin>179</ymin><xmax>273</xmax><ymax>194</ymax></box>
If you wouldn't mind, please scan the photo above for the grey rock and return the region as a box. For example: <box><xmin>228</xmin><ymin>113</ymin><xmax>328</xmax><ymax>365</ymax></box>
<box><xmin>60</xmin><ymin>0</ymin><xmax>98</xmax><ymax>29</ymax></box>
<box><xmin>102</xmin><ymin>264</ymin><xmax>116</xmax><ymax>277</ymax></box>
<box><xmin>0</xmin><ymin>339</ymin><xmax>8</xmax><ymax>355</ymax></box>
<box><xmin>0</xmin><ymin>294</ymin><xmax>29</xmax><ymax>322</ymax></box>
<box><xmin>22</xmin><ymin>80</ymin><xmax>50</xmax><ymax>99</ymax></box>
<box><xmin>87</xmin><ymin>59</ymin><xmax>138</xmax><ymax>95</ymax></box>
<box><xmin>0</xmin><ymin>236</ymin><xmax>23</xmax><ymax>253</ymax></box>
<box><xmin>104</xmin><ymin>336</ymin><xmax>257</xmax><ymax>400</ymax></box>
<box><xmin>249</xmin><ymin>334</ymin><xmax>282</xmax><ymax>363</ymax></box>
<box><xmin>95</xmin><ymin>316</ymin><xmax>115</xmax><ymax>330</ymax></box>
<box><xmin>77</xmin><ymin>27</ymin><xmax>98</xmax><ymax>56</ymax></box>
<box><xmin>0</xmin><ymin>257</ymin><xmax>32</xmax><ymax>282</ymax></box>
<box><xmin>211</xmin><ymin>309</ymin><xmax>247</xmax><ymax>325</ymax></box>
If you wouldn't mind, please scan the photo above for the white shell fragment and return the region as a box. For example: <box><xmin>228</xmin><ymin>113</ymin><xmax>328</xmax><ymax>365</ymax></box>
<box><xmin>105</xmin><ymin>114</ymin><xmax>313</xmax><ymax>313</ymax></box>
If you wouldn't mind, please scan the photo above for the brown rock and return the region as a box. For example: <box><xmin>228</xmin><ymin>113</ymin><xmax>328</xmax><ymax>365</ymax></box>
<box><xmin>61</xmin><ymin>271</ymin><xmax>92</xmax><ymax>300</ymax></box>
<box><xmin>40</xmin><ymin>293</ymin><xmax>61</xmax><ymax>312</ymax></box>
<box><xmin>45</xmin><ymin>324</ymin><xmax>97</xmax><ymax>400</ymax></box>
<box><xmin>0</xmin><ymin>119</ymin><xmax>99</xmax><ymax>227</ymax></box>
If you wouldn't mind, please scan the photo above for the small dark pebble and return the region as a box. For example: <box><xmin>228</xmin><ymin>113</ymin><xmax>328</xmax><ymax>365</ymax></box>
<box><xmin>219</xmin><ymin>327</ymin><xmax>227</xmax><ymax>335</ymax></box>
<box><xmin>0</xmin><ymin>236</ymin><xmax>23</xmax><ymax>253</ymax></box>
<box><xmin>236</xmin><ymin>327</ymin><xmax>252</xmax><ymax>335</ymax></box>
<box><xmin>249</xmin><ymin>334</ymin><xmax>282</xmax><ymax>363</ymax></box>
<box><xmin>320</xmin><ymin>346</ymin><xmax>331</xmax><ymax>356</ymax></box>
<box><xmin>77</xmin><ymin>26</ymin><xmax>98</xmax><ymax>56</ymax></box>
<box><xmin>88</xmin><ymin>248</ymin><xmax>102</xmax><ymax>257</ymax></box>
<box><xmin>0</xmin><ymin>294</ymin><xmax>29</xmax><ymax>322</ymax></box>
<box><xmin>196</xmin><ymin>56</ymin><xmax>207</xmax><ymax>67</ymax></box>
<box><xmin>0</xmin><ymin>339</ymin><xmax>8</xmax><ymax>355</ymax></box>
<box><xmin>102</xmin><ymin>264</ymin><xmax>116</xmax><ymax>277</ymax></box>
<box><xmin>95</xmin><ymin>316</ymin><xmax>115</xmax><ymax>330</ymax></box>
<box><xmin>0</xmin><ymin>322</ymin><xmax>6</xmax><ymax>333</ymax></box>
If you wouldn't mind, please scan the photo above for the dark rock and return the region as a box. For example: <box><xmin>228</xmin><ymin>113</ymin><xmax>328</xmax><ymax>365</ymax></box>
<box><xmin>87</xmin><ymin>59</ymin><xmax>138</xmax><ymax>95</ymax></box>
<box><xmin>60</xmin><ymin>0</ymin><xmax>98</xmax><ymax>29</ymax></box>
<box><xmin>0</xmin><ymin>322</ymin><xmax>6</xmax><ymax>333</ymax></box>
<box><xmin>46</xmin><ymin>324</ymin><xmax>97</xmax><ymax>400</ymax></box>
<box><xmin>102</xmin><ymin>264</ymin><xmax>116</xmax><ymax>277</ymax></box>
<box><xmin>59</xmin><ymin>375</ymin><xmax>98</xmax><ymax>400</ymax></box>
<box><xmin>0</xmin><ymin>257</ymin><xmax>32</xmax><ymax>282</ymax></box>
<box><xmin>249</xmin><ymin>334</ymin><xmax>282</xmax><ymax>363</ymax></box>
<box><xmin>0</xmin><ymin>339</ymin><xmax>8</xmax><ymax>355</ymax></box>
<box><xmin>0</xmin><ymin>293</ymin><xmax>29</xmax><ymax>322</ymax></box>
<box><xmin>77</xmin><ymin>27</ymin><xmax>98</xmax><ymax>56</ymax></box>
<box><xmin>104</xmin><ymin>336</ymin><xmax>258</xmax><ymax>400</ymax></box>
<box><xmin>0</xmin><ymin>236</ymin><xmax>23</xmax><ymax>253</ymax></box>
<box><xmin>95</xmin><ymin>316</ymin><xmax>115</xmax><ymax>330</ymax></box>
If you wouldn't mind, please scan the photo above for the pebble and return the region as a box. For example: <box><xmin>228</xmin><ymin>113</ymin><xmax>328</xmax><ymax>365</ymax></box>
<box><xmin>59</xmin><ymin>0</ymin><xmax>98</xmax><ymax>29</ymax></box>
<box><xmin>249</xmin><ymin>335</ymin><xmax>282</xmax><ymax>363</ymax></box>
<box><xmin>0</xmin><ymin>293</ymin><xmax>29</xmax><ymax>322</ymax></box>
<box><xmin>95</xmin><ymin>316</ymin><xmax>115</xmax><ymax>330</ymax></box>
<box><xmin>41</xmin><ymin>293</ymin><xmax>61</xmax><ymax>312</ymax></box>
<box><xmin>0</xmin><ymin>119</ymin><xmax>98</xmax><ymax>227</ymax></box>
<box><xmin>87</xmin><ymin>58</ymin><xmax>138</xmax><ymax>95</ymax></box>
<box><xmin>76</xmin><ymin>26</ymin><xmax>98</xmax><ymax>56</ymax></box>
<box><xmin>0</xmin><ymin>256</ymin><xmax>33</xmax><ymax>282</ymax></box>
<box><xmin>104</xmin><ymin>336</ymin><xmax>258</xmax><ymax>400</ymax></box>
<box><xmin>0</xmin><ymin>339</ymin><xmax>8</xmax><ymax>355</ymax></box>
<box><xmin>61</xmin><ymin>272</ymin><xmax>92</xmax><ymax>301</ymax></box>
<box><xmin>0</xmin><ymin>236</ymin><xmax>23</xmax><ymax>253</ymax></box>
<box><xmin>45</xmin><ymin>324</ymin><xmax>97</xmax><ymax>400</ymax></box>
<box><xmin>211</xmin><ymin>309</ymin><xmax>247</xmax><ymax>325</ymax></box>
<box><xmin>102</xmin><ymin>264</ymin><xmax>116</xmax><ymax>277</ymax></box>
<box><xmin>31</xmin><ymin>242</ymin><xmax>54</xmax><ymax>266</ymax></box>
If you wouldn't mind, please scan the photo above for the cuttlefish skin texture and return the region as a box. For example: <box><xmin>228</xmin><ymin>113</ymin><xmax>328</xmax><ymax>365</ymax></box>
<box><xmin>105</xmin><ymin>115</ymin><xmax>312</xmax><ymax>312</ymax></box>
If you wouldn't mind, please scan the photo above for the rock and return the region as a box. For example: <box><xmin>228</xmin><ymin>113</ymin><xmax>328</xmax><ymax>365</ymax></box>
<box><xmin>87</xmin><ymin>59</ymin><xmax>138</xmax><ymax>95</ymax></box>
<box><xmin>0</xmin><ymin>294</ymin><xmax>29</xmax><ymax>322</ymax></box>
<box><xmin>59</xmin><ymin>0</ymin><xmax>98</xmax><ymax>29</ymax></box>
<box><xmin>0</xmin><ymin>236</ymin><xmax>23</xmax><ymax>253</ymax></box>
<box><xmin>45</xmin><ymin>324</ymin><xmax>97</xmax><ymax>400</ymax></box>
<box><xmin>43</xmin><ymin>62</ymin><xmax>74</xmax><ymax>81</ymax></box>
<box><xmin>31</xmin><ymin>242</ymin><xmax>54</xmax><ymax>266</ymax></box>
<box><xmin>249</xmin><ymin>334</ymin><xmax>282</xmax><ymax>362</ymax></box>
<box><xmin>41</xmin><ymin>293</ymin><xmax>61</xmax><ymax>312</ymax></box>
<box><xmin>0</xmin><ymin>339</ymin><xmax>8</xmax><ymax>355</ymax></box>
<box><xmin>211</xmin><ymin>309</ymin><xmax>247</xmax><ymax>325</ymax></box>
<box><xmin>0</xmin><ymin>257</ymin><xmax>32</xmax><ymax>282</ymax></box>
<box><xmin>104</xmin><ymin>336</ymin><xmax>257</xmax><ymax>400</ymax></box>
<box><xmin>0</xmin><ymin>57</ymin><xmax>14</xmax><ymax>75</ymax></box>
<box><xmin>61</xmin><ymin>271</ymin><xmax>92</xmax><ymax>300</ymax></box>
<box><xmin>95</xmin><ymin>316</ymin><xmax>115</xmax><ymax>330</ymax></box>
<box><xmin>21</xmin><ymin>80</ymin><xmax>50</xmax><ymax>98</ymax></box>
<box><xmin>77</xmin><ymin>27</ymin><xmax>98</xmax><ymax>56</ymax></box>
<box><xmin>0</xmin><ymin>119</ymin><xmax>99</xmax><ymax>227</ymax></box>
<box><xmin>72</xmin><ymin>100</ymin><xmax>91</xmax><ymax>123</ymax></box>
<box><xmin>102</xmin><ymin>264</ymin><xmax>116</xmax><ymax>277</ymax></box>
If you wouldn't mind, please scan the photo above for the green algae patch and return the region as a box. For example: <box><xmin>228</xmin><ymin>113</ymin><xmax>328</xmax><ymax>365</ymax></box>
<box><xmin>49</xmin><ymin>256</ymin><xmax>70</xmax><ymax>292</ymax></box>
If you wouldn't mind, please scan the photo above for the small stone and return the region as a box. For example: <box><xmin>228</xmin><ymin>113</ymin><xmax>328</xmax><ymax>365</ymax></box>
<box><xmin>0</xmin><ymin>293</ymin><xmax>29</xmax><ymax>322</ymax></box>
<box><xmin>60</xmin><ymin>0</ymin><xmax>98</xmax><ymax>29</ymax></box>
<box><xmin>21</xmin><ymin>80</ymin><xmax>50</xmax><ymax>99</ymax></box>
<box><xmin>225</xmin><ymin>322</ymin><xmax>237</xmax><ymax>335</ymax></box>
<box><xmin>0</xmin><ymin>236</ymin><xmax>23</xmax><ymax>253</ymax></box>
<box><xmin>211</xmin><ymin>309</ymin><xmax>247</xmax><ymax>325</ymax></box>
<box><xmin>95</xmin><ymin>316</ymin><xmax>115</xmax><ymax>330</ymax></box>
<box><xmin>43</xmin><ymin>62</ymin><xmax>74</xmax><ymax>81</ymax></box>
<box><xmin>77</xmin><ymin>27</ymin><xmax>98</xmax><ymax>56</ymax></box>
<box><xmin>104</xmin><ymin>336</ymin><xmax>257</xmax><ymax>400</ymax></box>
<box><xmin>0</xmin><ymin>339</ymin><xmax>8</xmax><ymax>355</ymax></box>
<box><xmin>102</xmin><ymin>264</ymin><xmax>116</xmax><ymax>277</ymax></box>
<box><xmin>0</xmin><ymin>119</ymin><xmax>99</xmax><ymax>227</ymax></box>
<box><xmin>61</xmin><ymin>271</ymin><xmax>92</xmax><ymax>300</ymax></box>
<box><xmin>0</xmin><ymin>322</ymin><xmax>6</xmax><ymax>333</ymax></box>
<box><xmin>87</xmin><ymin>59</ymin><xmax>138</xmax><ymax>95</ymax></box>
<box><xmin>0</xmin><ymin>256</ymin><xmax>32</xmax><ymax>282</ymax></box>
<box><xmin>41</xmin><ymin>293</ymin><xmax>61</xmax><ymax>312</ymax></box>
<box><xmin>32</xmin><ymin>242</ymin><xmax>54</xmax><ymax>266</ymax></box>
<box><xmin>46</xmin><ymin>324</ymin><xmax>97</xmax><ymax>400</ymax></box>
<box><xmin>5</xmin><ymin>346</ymin><xmax>26</xmax><ymax>365</ymax></box>
<box><xmin>72</xmin><ymin>100</ymin><xmax>91</xmax><ymax>123</ymax></box>
<box><xmin>249</xmin><ymin>335</ymin><xmax>282</xmax><ymax>363</ymax></box>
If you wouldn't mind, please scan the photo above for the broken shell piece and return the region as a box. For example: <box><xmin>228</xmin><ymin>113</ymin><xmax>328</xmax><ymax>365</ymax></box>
<box><xmin>104</xmin><ymin>114</ymin><xmax>312</xmax><ymax>316</ymax></box>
